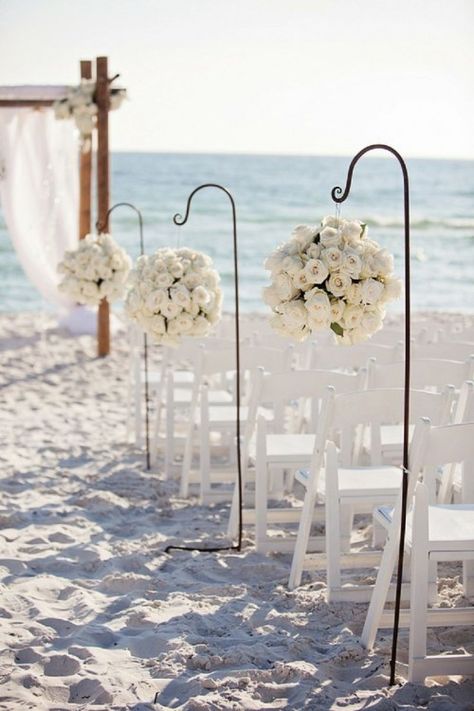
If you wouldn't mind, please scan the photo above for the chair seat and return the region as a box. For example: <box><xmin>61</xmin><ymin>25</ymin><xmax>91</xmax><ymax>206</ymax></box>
<box><xmin>146</xmin><ymin>369</ymin><xmax>194</xmax><ymax>386</ymax></box>
<box><xmin>376</xmin><ymin>503</ymin><xmax>474</xmax><ymax>551</ymax></box>
<box><xmin>250</xmin><ymin>433</ymin><xmax>316</xmax><ymax>463</ymax></box>
<box><xmin>173</xmin><ymin>389</ymin><xmax>233</xmax><ymax>405</ymax></box>
<box><xmin>297</xmin><ymin>465</ymin><xmax>402</xmax><ymax>498</ymax></box>
<box><xmin>196</xmin><ymin>406</ymin><xmax>273</xmax><ymax>427</ymax></box>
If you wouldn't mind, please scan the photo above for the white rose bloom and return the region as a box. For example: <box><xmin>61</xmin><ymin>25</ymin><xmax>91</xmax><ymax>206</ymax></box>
<box><xmin>327</xmin><ymin>271</ymin><xmax>352</xmax><ymax>298</ymax></box>
<box><xmin>264</xmin><ymin>247</ymin><xmax>287</xmax><ymax>274</ymax></box>
<box><xmin>381</xmin><ymin>275</ymin><xmax>403</xmax><ymax>303</ymax></box>
<box><xmin>360</xmin><ymin>305</ymin><xmax>385</xmax><ymax>334</ymax></box>
<box><xmin>303</xmin><ymin>258</ymin><xmax>329</xmax><ymax>285</ymax></box>
<box><xmin>183</xmin><ymin>272</ymin><xmax>201</xmax><ymax>290</ymax></box>
<box><xmin>330</xmin><ymin>298</ymin><xmax>345</xmax><ymax>322</ymax></box>
<box><xmin>191</xmin><ymin>315</ymin><xmax>211</xmax><ymax>336</ymax></box>
<box><xmin>175</xmin><ymin>312</ymin><xmax>194</xmax><ymax>333</ymax></box>
<box><xmin>160</xmin><ymin>300</ymin><xmax>182</xmax><ymax>319</ymax></box>
<box><xmin>167</xmin><ymin>318</ymin><xmax>183</xmax><ymax>336</ymax></box>
<box><xmin>341</xmin><ymin>220</ymin><xmax>363</xmax><ymax>245</ymax></box>
<box><xmin>207</xmin><ymin>306</ymin><xmax>222</xmax><ymax>325</ymax></box>
<box><xmin>360</xmin><ymin>277</ymin><xmax>385</xmax><ymax>305</ymax></box>
<box><xmin>279</xmin><ymin>300</ymin><xmax>308</xmax><ymax>331</ymax></box>
<box><xmin>345</xmin><ymin>282</ymin><xmax>363</xmax><ymax>305</ymax></box>
<box><xmin>187</xmin><ymin>301</ymin><xmax>200</xmax><ymax>317</ymax></box>
<box><xmin>262</xmin><ymin>286</ymin><xmax>281</xmax><ymax>308</ymax></box>
<box><xmin>340</xmin><ymin>249</ymin><xmax>362</xmax><ymax>278</ymax></box>
<box><xmin>320</xmin><ymin>226</ymin><xmax>342</xmax><ymax>248</ymax></box>
<box><xmin>155</xmin><ymin>271</ymin><xmax>174</xmax><ymax>289</ymax></box>
<box><xmin>291</xmin><ymin>224</ymin><xmax>318</xmax><ymax>249</ymax></box>
<box><xmin>370</xmin><ymin>248</ymin><xmax>394</xmax><ymax>277</ymax></box>
<box><xmin>192</xmin><ymin>285</ymin><xmax>211</xmax><ymax>306</ymax></box>
<box><xmin>321</xmin><ymin>247</ymin><xmax>343</xmax><ymax>272</ymax></box>
<box><xmin>305</xmin><ymin>288</ymin><xmax>331</xmax><ymax>326</ymax></box>
<box><xmin>274</xmin><ymin>272</ymin><xmax>299</xmax><ymax>300</ymax></box>
<box><xmin>307</xmin><ymin>242</ymin><xmax>321</xmax><ymax>260</ymax></box>
<box><xmin>145</xmin><ymin>289</ymin><xmax>167</xmax><ymax>312</ymax></box>
<box><xmin>281</xmin><ymin>255</ymin><xmax>304</xmax><ymax>276</ymax></box>
<box><xmin>203</xmin><ymin>271</ymin><xmax>219</xmax><ymax>289</ymax></box>
<box><xmin>321</xmin><ymin>215</ymin><xmax>343</xmax><ymax>229</ymax></box>
<box><xmin>170</xmin><ymin>285</ymin><xmax>191</xmax><ymax>310</ymax></box>
<box><xmin>343</xmin><ymin>304</ymin><xmax>364</xmax><ymax>330</ymax></box>
<box><xmin>292</xmin><ymin>269</ymin><xmax>313</xmax><ymax>292</ymax></box>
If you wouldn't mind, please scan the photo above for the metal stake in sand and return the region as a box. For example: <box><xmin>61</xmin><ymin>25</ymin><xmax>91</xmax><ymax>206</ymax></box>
<box><xmin>331</xmin><ymin>144</ymin><xmax>411</xmax><ymax>686</ymax></box>
<box><xmin>98</xmin><ymin>202</ymin><xmax>151</xmax><ymax>471</ymax></box>
<box><xmin>165</xmin><ymin>184</ymin><xmax>243</xmax><ymax>554</ymax></box>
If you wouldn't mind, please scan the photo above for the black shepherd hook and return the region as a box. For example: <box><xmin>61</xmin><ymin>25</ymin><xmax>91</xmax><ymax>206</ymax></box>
<box><xmin>98</xmin><ymin>202</ymin><xmax>151</xmax><ymax>472</ymax></box>
<box><xmin>165</xmin><ymin>183</ymin><xmax>243</xmax><ymax>554</ymax></box>
<box><xmin>332</xmin><ymin>144</ymin><xmax>410</xmax><ymax>686</ymax></box>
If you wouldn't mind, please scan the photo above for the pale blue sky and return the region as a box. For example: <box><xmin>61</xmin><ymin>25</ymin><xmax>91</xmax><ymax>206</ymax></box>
<box><xmin>1</xmin><ymin>0</ymin><xmax>473</xmax><ymax>158</ymax></box>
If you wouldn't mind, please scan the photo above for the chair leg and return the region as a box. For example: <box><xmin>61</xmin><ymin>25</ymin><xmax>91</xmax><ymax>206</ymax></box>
<box><xmin>150</xmin><ymin>389</ymin><xmax>161</xmax><ymax>468</ymax></box>
<box><xmin>134</xmin><ymin>360</ymin><xmax>142</xmax><ymax>446</ymax></box>
<box><xmin>361</xmin><ymin>512</ymin><xmax>401</xmax><ymax>649</ymax></box>
<box><xmin>255</xmin><ymin>463</ymin><xmax>269</xmax><ymax>552</ymax></box>
<box><xmin>408</xmin><ymin>484</ymin><xmax>429</xmax><ymax>683</ymax></box>
<box><xmin>339</xmin><ymin>504</ymin><xmax>353</xmax><ymax>555</ymax></box>
<box><xmin>164</xmin><ymin>378</ymin><xmax>174</xmax><ymax>478</ymax></box>
<box><xmin>326</xmin><ymin>492</ymin><xmax>341</xmax><ymax>600</ymax></box>
<box><xmin>288</xmin><ymin>490</ymin><xmax>318</xmax><ymax>590</ymax></box>
<box><xmin>463</xmin><ymin>561</ymin><xmax>474</xmax><ymax>597</ymax></box>
<box><xmin>199</xmin><ymin>386</ymin><xmax>211</xmax><ymax>504</ymax></box>
<box><xmin>372</xmin><ymin>519</ymin><xmax>387</xmax><ymax>548</ymax></box>
<box><xmin>180</xmin><ymin>425</ymin><xmax>193</xmax><ymax>498</ymax></box>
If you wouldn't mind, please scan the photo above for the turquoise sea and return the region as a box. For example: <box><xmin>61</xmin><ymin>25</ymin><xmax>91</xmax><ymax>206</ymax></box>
<box><xmin>0</xmin><ymin>152</ymin><xmax>473</xmax><ymax>313</ymax></box>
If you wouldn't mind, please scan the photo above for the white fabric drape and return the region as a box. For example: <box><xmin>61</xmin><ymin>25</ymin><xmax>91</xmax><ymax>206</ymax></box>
<box><xmin>0</xmin><ymin>108</ymin><xmax>79</xmax><ymax>306</ymax></box>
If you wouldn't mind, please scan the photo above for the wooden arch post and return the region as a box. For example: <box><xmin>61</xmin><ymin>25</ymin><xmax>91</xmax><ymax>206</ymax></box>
<box><xmin>96</xmin><ymin>56</ymin><xmax>110</xmax><ymax>357</ymax></box>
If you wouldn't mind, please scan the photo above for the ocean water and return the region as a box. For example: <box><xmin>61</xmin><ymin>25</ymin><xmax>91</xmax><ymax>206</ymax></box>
<box><xmin>0</xmin><ymin>152</ymin><xmax>473</xmax><ymax>313</ymax></box>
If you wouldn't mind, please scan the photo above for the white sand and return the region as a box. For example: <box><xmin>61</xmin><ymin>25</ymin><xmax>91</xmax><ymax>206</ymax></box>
<box><xmin>1</xmin><ymin>311</ymin><xmax>474</xmax><ymax>711</ymax></box>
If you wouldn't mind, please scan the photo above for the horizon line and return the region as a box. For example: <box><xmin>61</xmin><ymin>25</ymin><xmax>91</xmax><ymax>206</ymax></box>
<box><xmin>109</xmin><ymin>148</ymin><xmax>474</xmax><ymax>162</ymax></box>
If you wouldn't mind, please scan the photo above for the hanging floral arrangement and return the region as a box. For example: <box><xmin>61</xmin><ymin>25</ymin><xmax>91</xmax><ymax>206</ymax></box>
<box><xmin>124</xmin><ymin>248</ymin><xmax>222</xmax><ymax>347</ymax></box>
<box><xmin>58</xmin><ymin>233</ymin><xmax>131</xmax><ymax>306</ymax></box>
<box><xmin>263</xmin><ymin>216</ymin><xmax>401</xmax><ymax>345</ymax></box>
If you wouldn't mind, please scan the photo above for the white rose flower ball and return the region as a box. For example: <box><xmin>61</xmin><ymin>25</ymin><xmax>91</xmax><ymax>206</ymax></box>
<box><xmin>57</xmin><ymin>233</ymin><xmax>131</xmax><ymax>306</ymax></box>
<box><xmin>263</xmin><ymin>216</ymin><xmax>399</xmax><ymax>344</ymax></box>
<box><xmin>124</xmin><ymin>247</ymin><xmax>222</xmax><ymax>346</ymax></box>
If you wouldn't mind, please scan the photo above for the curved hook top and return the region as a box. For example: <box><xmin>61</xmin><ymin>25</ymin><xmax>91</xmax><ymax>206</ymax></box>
<box><xmin>173</xmin><ymin>183</ymin><xmax>236</xmax><ymax>227</ymax></box>
<box><xmin>331</xmin><ymin>144</ymin><xmax>409</xmax><ymax>204</ymax></box>
<box><xmin>97</xmin><ymin>201</ymin><xmax>145</xmax><ymax>255</ymax></box>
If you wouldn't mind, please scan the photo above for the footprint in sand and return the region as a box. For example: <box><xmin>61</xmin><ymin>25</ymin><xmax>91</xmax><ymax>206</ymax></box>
<box><xmin>68</xmin><ymin>678</ymin><xmax>112</xmax><ymax>705</ymax></box>
<box><xmin>14</xmin><ymin>648</ymin><xmax>43</xmax><ymax>665</ymax></box>
<box><xmin>39</xmin><ymin>617</ymin><xmax>82</xmax><ymax>637</ymax></box>
<box><xmin>43</xmin><ymin>654</ymin><xmax>81</xmax><ymax>676</ymax></box>
<box><xmin>48</xmin><ymin>531</ymin><xmax>75</xmax><ymax>544</ymax></box>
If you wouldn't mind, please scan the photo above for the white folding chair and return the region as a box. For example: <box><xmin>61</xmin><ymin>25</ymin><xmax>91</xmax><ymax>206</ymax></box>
<box><xmin>367</xmin><ymin>356</ymin><xmax>474</xmax><ymax>391</ymax></box>
<box><xmin>181</xmin><ymin>344</ymin><xmax>293</xmax><ymax>500</ymax></box>
<box><xmin>361</xmin><ymin>419</ymin><xmax>474</xmax><ymax>683</ymax></box>
<box><xmin>239</xmin><ymin>369</ymin><xmax>364</xmax><ymax>551</ymax></box>
<box><xmin>151</xmin><ymin>336</ymin><xmax>237</xmax><ymax>470</ymax></box>
<box><xmin>288</xmin><ymin>387</ymin><xmax>453</xmax><ymax>599</ymax></box>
